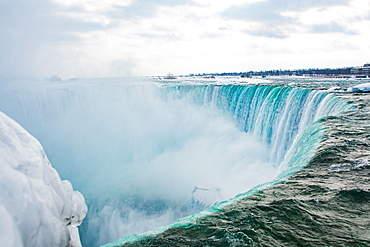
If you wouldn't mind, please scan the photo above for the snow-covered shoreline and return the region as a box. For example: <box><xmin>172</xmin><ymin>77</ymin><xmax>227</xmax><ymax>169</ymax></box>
<box><xmin>0</xmin><ymin>112</ymin><xmax>87</xmax><ymax>247</ymax></box>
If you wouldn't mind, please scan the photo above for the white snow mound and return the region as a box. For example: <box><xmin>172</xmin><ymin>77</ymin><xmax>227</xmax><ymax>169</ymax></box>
<box><xmin>0</xmin><ymin>112</ymin><xmax>87</xmax><ymax>247</ymax></box>
<box><xmin>347</xmin><ymin>82</ymin><xmax>370</xmax><ymax>92</ymax></box>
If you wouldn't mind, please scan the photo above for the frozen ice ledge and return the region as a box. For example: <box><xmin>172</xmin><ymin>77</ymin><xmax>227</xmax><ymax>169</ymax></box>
<box><xmin>0</xmin><ymin>112</ymin><xmax>87</xmax><ymax>247</ymax></box>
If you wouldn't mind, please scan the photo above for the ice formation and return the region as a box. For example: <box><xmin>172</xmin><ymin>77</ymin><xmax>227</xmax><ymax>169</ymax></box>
<box><xmin>0</xmin><ymin>112</ymin><xmax>87</xmax><ymax>247</ymax></box>
<box><xmin>347</xmin><ymin>82</ymin><xmax>370</xmax><ymax>92</ymax></box>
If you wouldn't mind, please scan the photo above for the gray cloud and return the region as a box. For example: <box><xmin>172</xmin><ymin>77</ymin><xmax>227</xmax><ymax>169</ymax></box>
<box><xmin>309</xmin><ymin>22</ymin><xmax>357</xmax><ymax>35</ymax></box>
<box><xmin>221</xmin><ymin>0</ymin><xmax>351</xmax><ymax>38</ymax></box>
<box><xmin>247</xmin><ymin>29</ymin><xmax>289</xmax><ymax>39</ymax></box>
<box><xmin>272</xmin><ymin>0</ymin><xmax>350</xmax><ymax>11</ymax></box>
<box><xmin>200</xmin><ymin>32</ymin><xmax>222</xmax><ymax>39</ymax></box>
<box><xmin>222</xmin><ymin>3</ymin><xmax>289</xmax><ymax>24</ymax></box>
<box><xmin>365</xmin><ymin>11</ymin><xmax>370</xmax><ymax>20</ymax></box>
<box><xmin>222</xmin><ymin>0</ymin><xmax>350</xmax><ymax>22</ymax></box>
<box><xmin>0</xmin><ymin>0</ymin><xmax>108</xmax><ymax>76</ymax></box>
<box><xmin>136</xmin><ymin>31</ymin><xmax>179</xmax><ymax>40</ymax></box>
<box><xmin>0</xmin><ymin>0</ymin><xmax>106</xmax><ymax>40</ymax></box>
<box><xmin>0</xmin><ymin>0</ymin><xmax>194</xmax><ymax>77</ymax></box>
<box><xmin>108</xmin><ymin>0</ymin><xmax>194</xmax><ymax>19</ymax></box>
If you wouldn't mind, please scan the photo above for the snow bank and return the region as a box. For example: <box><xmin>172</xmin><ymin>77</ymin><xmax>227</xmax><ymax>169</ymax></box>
<box><xmin>347</xmin><ymin>82</ymin><xmax>370</xmax><ymax>92</ymax></box>
<box><xmin>0</xmin><ymin>112</ymin><xmax>87</xmax><ymax>247</ymax></box>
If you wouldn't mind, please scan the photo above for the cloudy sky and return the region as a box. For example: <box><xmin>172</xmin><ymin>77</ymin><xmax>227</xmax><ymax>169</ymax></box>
<box><xmin>1</xmin><ymin>0</ymin><xmax>369</xmax><ymax>78</ymax></box>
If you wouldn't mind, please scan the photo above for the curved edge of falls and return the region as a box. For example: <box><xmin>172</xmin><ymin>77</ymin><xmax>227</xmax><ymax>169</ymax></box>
<box><xmin>103</xmin><ymin>86</ymin><xmax>354</xmax><ymax>247</ymax></box>
<box><xmin>100</xmin><ymin>121</ymin><xmax>329</xmax><ymax>247</ymax></box>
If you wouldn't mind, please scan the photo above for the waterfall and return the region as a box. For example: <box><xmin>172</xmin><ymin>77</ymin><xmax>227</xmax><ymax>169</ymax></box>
<box><xmin>161</xmin><ymin>85</ymin><xmax>351</xmax><ymax>165</ymax></box>
<box><xmin>0</xmin><ymin>78</ymin><xmax>352</xmax><ymax>246</ymax></box>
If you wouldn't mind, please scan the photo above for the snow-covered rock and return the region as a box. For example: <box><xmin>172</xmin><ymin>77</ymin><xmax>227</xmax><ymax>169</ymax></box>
<box><xmin>0</xmin><ymin>112</ymin><xmax>87</xmax><ymax>247</ymax></box>
<box><xmin>347</xmin><ymin>82</ymin><xmax>370</xmax><ymax>92</ymax></box>
<box><xmin>327</xmin><ymin>86</ymin><xmax>341</xmax><ymax>91</ymax></box>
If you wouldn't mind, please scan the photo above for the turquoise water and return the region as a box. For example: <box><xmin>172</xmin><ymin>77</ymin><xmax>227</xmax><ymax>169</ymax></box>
<box><xmin>0</xmin><ymin>78</ymin><xmax>357</xmax><ymax>246</ymax></box>
<box><xmin>102</xmin><ymin>83</ymin><xmax>353</xmax><ymax>246</ymax></box>
<box><xmin>107</xmin><ymin>89</ymin><xmax>370</xmax><ymax>246</ymax></box>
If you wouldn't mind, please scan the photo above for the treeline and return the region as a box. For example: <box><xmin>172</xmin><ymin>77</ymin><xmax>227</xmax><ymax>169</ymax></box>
<box><xmin>189</xmin><ymin>67</ymin><xmax>355</xmax><ymax>77</ymax></box>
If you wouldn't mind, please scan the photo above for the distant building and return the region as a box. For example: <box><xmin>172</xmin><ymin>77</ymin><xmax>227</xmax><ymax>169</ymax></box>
<box><xmin>351</xmin><ymin>63</ymin><xmax>370</xmax><ymax>76</ymax></box>
<box><xmin>164</xmin><ymin>73</ymin><xmax>177</xmax><ymax>79</ymax></box>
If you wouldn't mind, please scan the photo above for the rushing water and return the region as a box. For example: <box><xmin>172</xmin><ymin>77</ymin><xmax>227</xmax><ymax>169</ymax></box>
<box><xmin>112</xmin><ymin>91</ymin><xmax>370</xmax><ymax>247</ymax></box>
<box><xmin>0</xmin><ymin>76</ymin><xmax>368</xmax><ymax>246</ymax></box>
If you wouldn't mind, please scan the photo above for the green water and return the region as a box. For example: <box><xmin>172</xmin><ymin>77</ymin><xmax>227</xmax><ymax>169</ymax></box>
<box><xmin>111</xmin><ymin>96</ymin><xmax>370</xmax><ymax>246</ymax></box>
<box><xmin>104</xmin><ymin>81</ymin><xmax>369</xmax><ymax>247</ymax></box>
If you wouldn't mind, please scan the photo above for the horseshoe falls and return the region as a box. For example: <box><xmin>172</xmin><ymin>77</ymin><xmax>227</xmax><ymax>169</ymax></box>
<box><xmin>0</xmin><ymin>77</ymin><xmax>359</xmax><ymax>246</ymax></box>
